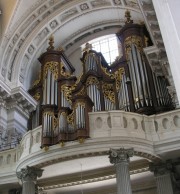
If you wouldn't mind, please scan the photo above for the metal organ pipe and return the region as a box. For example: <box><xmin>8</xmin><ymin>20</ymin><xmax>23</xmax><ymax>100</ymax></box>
<box><xmin>43</xmin><ymin>77</ymin><xmax>47</xmax><ymax>104</ymax></box>
<box><xmin>43</xmin><ymin>114</ymin><xmax>46</xmax><ymax>136</ymax></box>
<box><xmin>142</xmin><ymin>59</ymin><xmax>152</xmax><ymax>106</ymax></box>
<box><xmin>93</xmin><ymin>85</ymin><xmax>96</xmax><ymax>111</ymax></box>
<box><xmin>157</xmin><ymin>77</ymin><xmax>164</xmax><ymax>105</ymax></box>
<box><xmin>75</xmin><ymin>106</ymin><xmax>79</xmax><ymax>128</ymax></box>
<box><xmin>131</xmin><ymin>45</ymin><xmax>143</xmax><ymax>107</ymax></box>
<box><xmin>82</xmin><ymin>106</ymin><xmax>85</xmax><ymax>128</ymax></box>
<box><xmin>137</xmin><ymin>50</ymin><xmax>148</xmax><ymax>104</ymax></box>
<box><xmin>51</xmin><ymin>74</ymin><xmax>54</xmax><ymax>105</ymax></box>
<box><xmin>97</xmin><ymin>87</ymin><xmax>100</xmax><ymax>111</ymax></box>
<box><xmin>161</xmin><ymin>78</ymin><xmax>170</xmax><ymax>105</ymax></box>
<box><xmin>75</xmin><ymin>104</ymin><xmax>85</xmax><ymax>129</ymax></box>
<box><xmin>55</xmin><ymin>81</ymin><xmax>58</xmax><ymax>106</ymax></box>
<box><xmin>125</xmin><ymin>77</ymin><xmax>130</xmax><ymax>111</ymax></box>
<box><xmin>47</xmin><ymin>70</ymin><xmax>51</xmax><ymax>104</ymax></box>
<box><xmin>129</xmin><ymin>52</ymin><xmax>138</xmax><ymax>108</ymax></box>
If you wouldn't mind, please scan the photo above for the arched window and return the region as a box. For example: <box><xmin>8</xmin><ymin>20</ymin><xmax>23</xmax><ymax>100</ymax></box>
<box><xmin>88</xmin><ymin>34</ymin><xmax>121</xmax><ymax>65</ymax></box>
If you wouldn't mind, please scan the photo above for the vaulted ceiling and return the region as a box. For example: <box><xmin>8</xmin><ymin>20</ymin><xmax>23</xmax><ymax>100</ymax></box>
<box><xmin>0</xmin><ymin>0</ymin><xmax>168</xmax><ymax>92</ymax></box>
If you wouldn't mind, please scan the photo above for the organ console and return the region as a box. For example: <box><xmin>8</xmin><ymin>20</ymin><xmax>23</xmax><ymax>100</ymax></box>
<box><xmin>28</xmin><ymin>11</ymin><xmax>174</xmax><ymax>148</ymax></box>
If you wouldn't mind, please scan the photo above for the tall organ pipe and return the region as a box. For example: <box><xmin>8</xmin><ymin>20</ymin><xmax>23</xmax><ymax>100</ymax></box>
<box><xmin>51</xmin><ymin>74</ymin><xmax>54</xmax><ymax>104</ymax></box>
<box><xmin>47</xmin><ymin>70</ymin><xmax>51</xmax><ymax>104</ymax></box>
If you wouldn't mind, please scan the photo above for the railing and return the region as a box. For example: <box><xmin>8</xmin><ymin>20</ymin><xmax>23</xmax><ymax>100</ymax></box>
<box><xmin>0</xmin><ymin>110</ymin><xmax>180</xmax><ymax>180</ymax></box>
<box><xmin>89</xmin><ymin>109</ymin><xmax>180</xmax><ymax>141</ymax></box>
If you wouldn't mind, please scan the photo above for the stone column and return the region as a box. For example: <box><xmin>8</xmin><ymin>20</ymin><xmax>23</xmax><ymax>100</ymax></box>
<box><xmin>150</xmin><ymin>162</ymin><xmax>174</xmax><ymax>194</ymax></box>
<box><xmin>16</xmin><ymin>166</ymin><xmax>43</xmax><ymax>194</ymax></box>
<box><xmin>109</xmin><ymin>148</ymin><xmax>134</xmax><ymax>194</ymax></box>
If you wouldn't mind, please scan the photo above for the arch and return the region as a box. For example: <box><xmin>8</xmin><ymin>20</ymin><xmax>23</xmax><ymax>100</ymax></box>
<box><xmin>0</xmin><ymin>0</ymin><xmax>143</xmax><ymax>91</ymax></box>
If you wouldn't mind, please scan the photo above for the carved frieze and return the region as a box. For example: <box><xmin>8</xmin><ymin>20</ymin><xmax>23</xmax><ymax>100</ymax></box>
<box><xmin>80</xmin><ymin>3</ymin><xmax>89</xmax><ymax>11</ymax></box>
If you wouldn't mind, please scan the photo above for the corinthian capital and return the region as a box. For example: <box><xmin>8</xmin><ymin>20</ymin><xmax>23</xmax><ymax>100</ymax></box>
<box><xmin>109</xmin><ymin>148</ymin><xmax>134</xmax><ymax>164</ymax></box>
<box><xmin>16</xmin><ymin>166</ymin><xmax>43</xmax><ymax>182</ymax></box>
<box><xmin>149</xmin><ymin>161</ymin><xmax>173</xmax><ymax>176</ymax></box>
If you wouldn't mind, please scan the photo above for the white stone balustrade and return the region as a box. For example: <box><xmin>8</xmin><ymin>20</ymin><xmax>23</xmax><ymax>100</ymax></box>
<box><xmin>89</xmin><ymin>109</ymin><xmax>180</xmax><ymax>142</ymax></box>
<box><xmin>0</xmin><ymin>109</ymin><xmax>180</xmax><ymax>185</ymax></box>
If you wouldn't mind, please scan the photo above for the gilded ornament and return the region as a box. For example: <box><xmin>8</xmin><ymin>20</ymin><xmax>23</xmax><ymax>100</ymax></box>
<box><xmin>67</xmin><ymin>111</ymin><xmax>74</xmax><ymax>125</ymax></box>
<box><xmin>125</xmin><ymin>36</ymin><xmax>142</xmax><ymax>56</ymax></box>
<box><xmin>54</xmin><ymin>117</ymin><xmax>58</xmax><ymax>128</ymax></box>
<box><xmin>86</xmin><ymin>76</ymin><xmax>99</xmax><ymax>88</ymax></box>
<box><xmin>102</xmin><ymin>83</ymin><xmax>115</xmax><ymax>103</ymax></box>
<box><xmin>61</xmin><ymin>85</ymin><xmax>72</xmax><ymax>104</ymax></box>
<box><xmin>33</xmin><ymin>92</ymin><xmax>41</xmax><ymax>101</ymax></box>
<box><xmin>144</xmin><ymin>36</ymin><xmax>149</xmax><ymax>47</ymax></box>
<box><xmin>32</xmin><ymin>71</ymin><xmax>41</xmax><ymax>87</ymax></box>
<box><xmin>59</xmin><ymin>141</ymin><xmax>65</xmax><ymax>147</ymax></box>
<box><xmin>83</xmin><ymin>43</ymin><xmax>93</xmax><ymax>53</ymax></box>
<box><xmin>43</xmin><ymin>61</ymin><xmax>59</xmax><ymax>81</ymax></box>
<box><xmin>72</xmin><ymin>72</ymin><xmax>83</xmax><ymax>90</ymax></box>
<box><xmin>60</xmin><ymin>62</ymin><xmax>71</xmax><ymax>77</ymax></box>
<box><xmin>101</xmin><ymin>66</ymin><xmax>114</xmax><ymax>79</ymax></box>
<box><xmin>78</xmin><ymin>137</ymin><xmax>85</xmax><ymax>144</ymax></box>
<box><xmin>114</xmin><ymin>68</ymin><xmax>125</xmax><ymax>90</ymax></box>
<box><xmin>44</xmin><ymin>146</ymin><xmax>49</xmax><ymax>152</ymax></box>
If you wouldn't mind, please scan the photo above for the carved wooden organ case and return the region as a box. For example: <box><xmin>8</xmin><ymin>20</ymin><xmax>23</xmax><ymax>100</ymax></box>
<box><xmin>29</xmin><ymin>15</ymin><xmax>174</xmax><ymax>147</ymax></box>
<box><xmin>114</xmin><ymin>14</ymin><xmax>174</xmax><ymax>115</ymax></box>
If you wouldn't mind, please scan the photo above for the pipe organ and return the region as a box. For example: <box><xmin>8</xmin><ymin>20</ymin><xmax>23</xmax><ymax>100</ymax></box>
<box><xmin>28</xmin><ymin>12</ymin><xmax>174</xmax><ymax>148</ymax></box>
<box><xmin>113</xmin><ymin>10</ymin><xmax>174</xmax><ymax>114</ymax></box>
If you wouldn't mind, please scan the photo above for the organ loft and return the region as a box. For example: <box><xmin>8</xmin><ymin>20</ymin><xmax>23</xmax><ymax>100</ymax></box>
<box><xmin>28</xmin><ymin>11</ymin><xmax>174</xmax><ymax>148</ymax></box>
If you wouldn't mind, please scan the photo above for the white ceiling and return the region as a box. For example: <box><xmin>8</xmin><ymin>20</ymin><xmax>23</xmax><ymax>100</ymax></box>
<box><xmin>0</xmin><ymin>0</ymin><xmax>144</xmax><ymax>90</ymax></box>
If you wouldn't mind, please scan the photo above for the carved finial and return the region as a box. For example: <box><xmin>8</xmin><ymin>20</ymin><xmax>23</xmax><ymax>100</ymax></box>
<box><xmin>125</xmin><ymin>10</ymin><xmax>133</xmax><ymax>24</ymax></box>
<box><xmin>47</xmin><ymin>34</ymin><xmax>54</xmax><ymax>50</ymax></box>
<box><xmin>83</xmin><ymin>42</ymin><xmax>93</xmax><ymax>53</ymax></box>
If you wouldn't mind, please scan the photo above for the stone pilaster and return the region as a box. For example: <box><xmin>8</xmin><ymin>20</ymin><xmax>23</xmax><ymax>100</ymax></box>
<box><xmin>109</xmin><ymin>148</ymin><xmax>134</xmax><ymax>194</ymax></box>
<box><xmin>150</xmin><ymin>162</ymin><xmax>174</xmax><ymax>194</ymax></box>
<box><xmin>16</xmin><ymin>166</ymin><xmax>43</xmax><ymax>194</ymax></box>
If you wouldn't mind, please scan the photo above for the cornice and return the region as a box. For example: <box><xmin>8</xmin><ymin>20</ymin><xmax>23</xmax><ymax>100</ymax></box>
<box><xmin>39</xmin><ymin>162</ymin><xmax>150</xmax><ymax>190</ymax></box>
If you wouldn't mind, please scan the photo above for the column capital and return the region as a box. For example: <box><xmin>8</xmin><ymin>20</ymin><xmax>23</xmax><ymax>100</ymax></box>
<box><xmin>109</xmin><ymin>148</ymin><xmax>134</xmax><ymax>164</ymax></box>
<box><xmin>16</xmin><ymin>166</ymin><xmax>43</xmax><ymax>182</ymax></box>
<box><xmin>149</xmin><ymin>161</ymin><xmax>173</xmax><ymax>177</ymax></box>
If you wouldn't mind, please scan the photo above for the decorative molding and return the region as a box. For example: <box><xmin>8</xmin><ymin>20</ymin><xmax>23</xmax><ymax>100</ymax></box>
<box><xmin>0</xmin><ymin>0</ymin><xmax>142</xmax><ymax>87</ymax></box>
<box><xmin>109</xmin><ymin>148</ymin><xmax>134</xmax><ymax>164</ymax></box>
<box><xmin>17</xmin><ymin>166</ymin><xmax>43</xmax><ymax>182</ymax></box>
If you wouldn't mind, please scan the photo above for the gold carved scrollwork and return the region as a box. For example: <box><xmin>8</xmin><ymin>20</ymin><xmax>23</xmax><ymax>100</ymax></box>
<box><xmin>102</xmin><ymin>83</ymin><xmax>115</xmax><ymax>103</ymax></box>
<box><xmin>72</xmin><ymin>72</ymin><xmax>83</xmax><ymax>89</ymax></box>
<box><xmin>86</xmin><ymin>76</ymin><xmax>99</xmax><ymax>88</ymax></box>
<box><xmin>101</xmin><ymin>66</ymin><xmax>125</xmax><ymax>91</ymax></box>
<box><xmin>101</xmin><ymin>66</ymin><xmax>114</xmax><ymax>79</ymax></box>
<box><xmin>144</xmin><ymin>36</ymin><xmax>149</xmax><ymax>47</ymax></box>
<box><xmin>54</xmin><ymin>116</ymin><xmax>58</xmax><ymax>129</ymax></box>
<box><xmin>33</xmin><ymin>92</ymin><xmax>41</xmax><ymax>101</ymax></box>
<box><xmin>60</xmin><ymin>62</ymin><xmax>71</xmax><ymax>77</ymax></box>
<box><xmin>125</xmin><ymin>36</ymin><xmax>142</xmax><ymax>56</ymax></box>
<box><xmin>61</xmin><ymin>85</ymin><xmax>72</xmax><ymax>104</ymax></box>
<box><xmin>32</xmin><ymin>70</ymin><xmax>41</xmax><ymax>87</ymax></box>
<box><xmin>114</xmin><ymin>68</ymin><xmax>125</xmax><ymax>90</ymax></box>
<box><xmin>43</xmin><ymin>61</ymin><xmax>59</xmax><ymax>80</ymax></box>
<box><xmin>67</xmin><ymin>111</ymin><xmax>74</xmax><ymax>125</ymax></box>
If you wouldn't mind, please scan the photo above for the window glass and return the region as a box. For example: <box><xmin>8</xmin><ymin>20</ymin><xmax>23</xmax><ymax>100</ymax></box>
<box><xmin>87</xmin><ymin>34</ymin><xmax>120</xmax><ymax>65</ymax></box>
